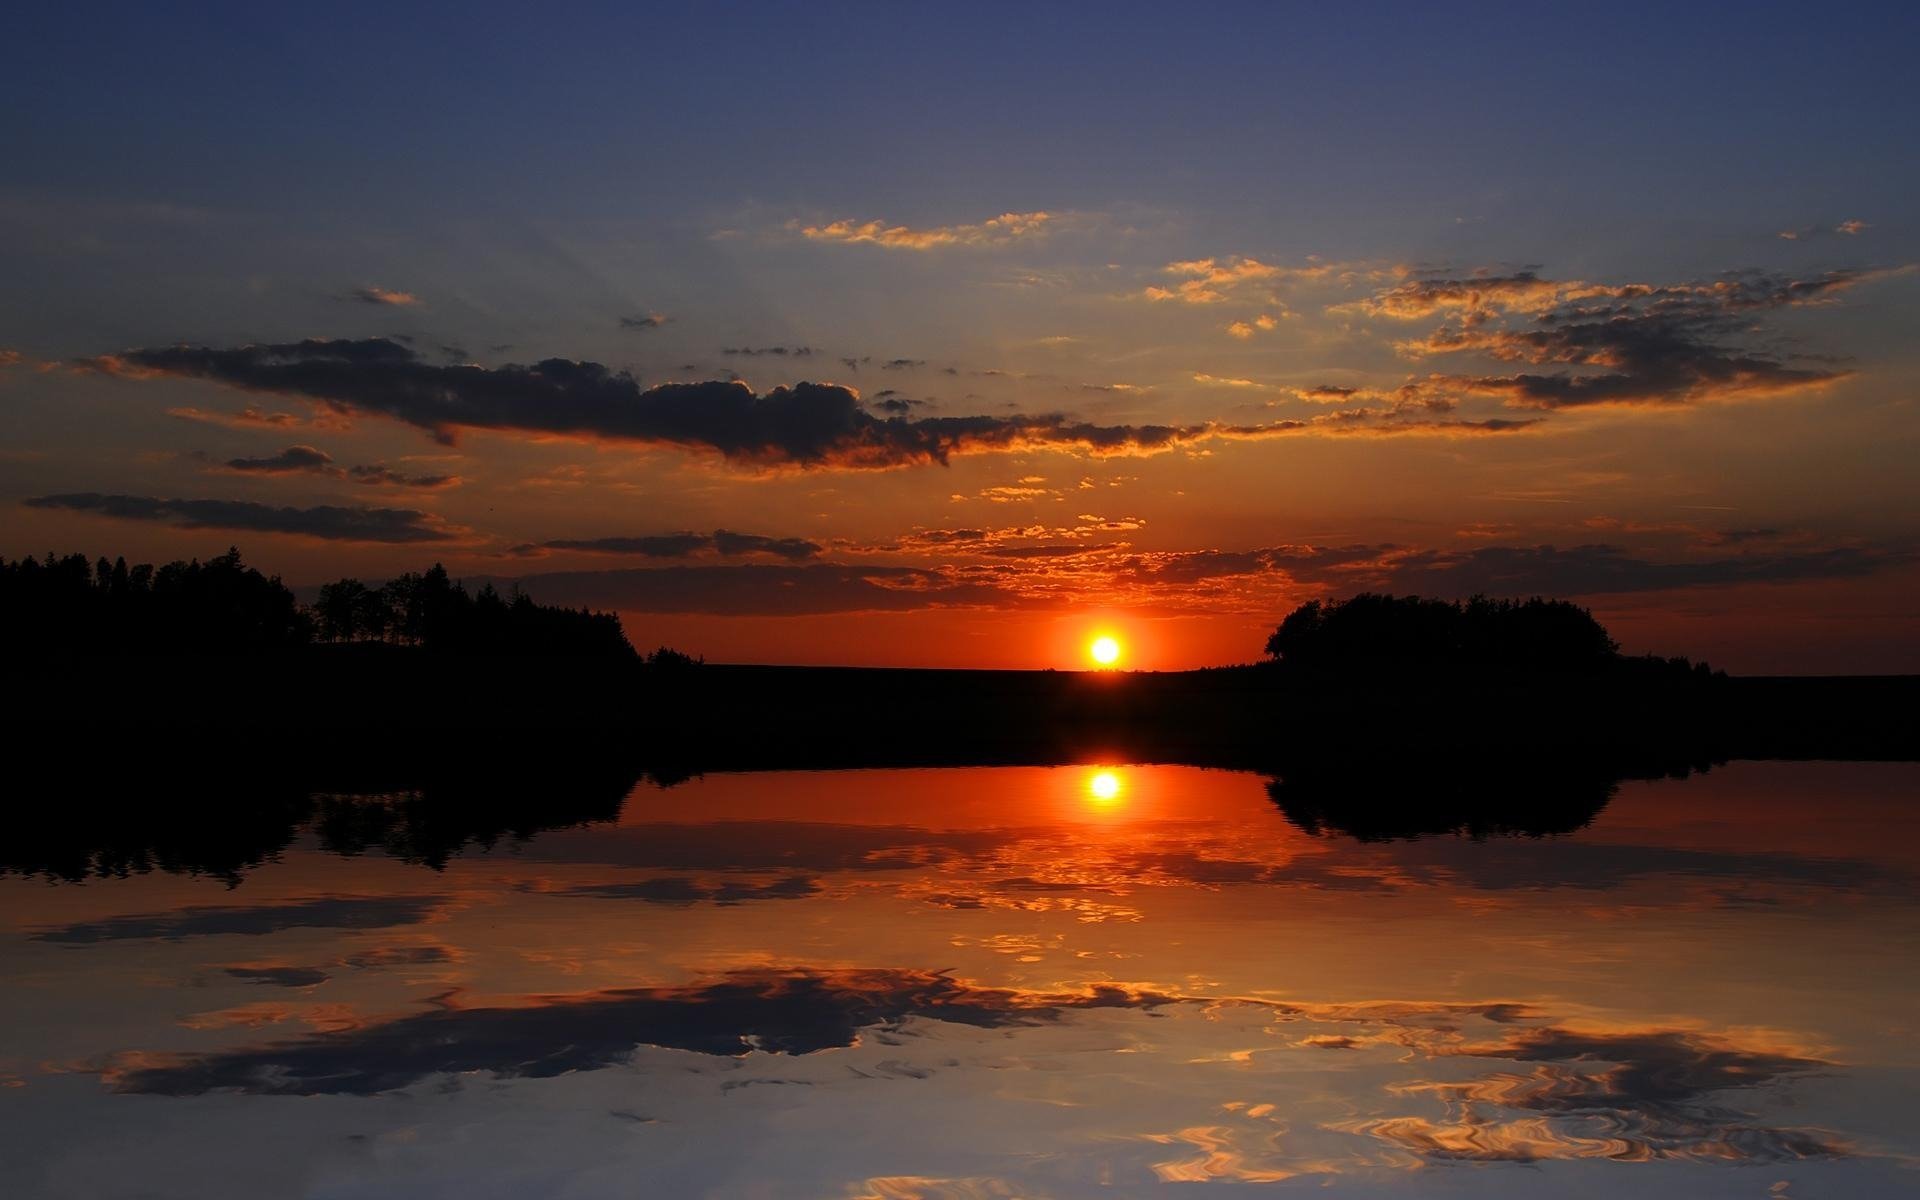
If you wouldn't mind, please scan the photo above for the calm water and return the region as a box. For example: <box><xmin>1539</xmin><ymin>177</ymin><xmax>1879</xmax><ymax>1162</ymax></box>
<box><xmin>3</xmin><ymin>761</ymin><xmax>1916</xmax><ymax>1197</ymax></box>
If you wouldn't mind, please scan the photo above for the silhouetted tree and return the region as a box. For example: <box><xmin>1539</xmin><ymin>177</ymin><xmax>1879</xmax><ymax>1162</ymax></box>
<box><xmin>1</xmin><ymin>546</ymin><xmax>309</xmax><ymax>655</ymax></box>
<box><xmin>1265</xmin><ymin>593</ymin><xmax>1621</xmax><ymax>675</ymax></box>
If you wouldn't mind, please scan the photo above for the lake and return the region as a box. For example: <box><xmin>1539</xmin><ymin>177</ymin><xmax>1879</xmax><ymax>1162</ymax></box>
<box><xmin>3</xmin><ymin>760</ymin><xmax>1915</xmax><ymax>1197</ymax></box>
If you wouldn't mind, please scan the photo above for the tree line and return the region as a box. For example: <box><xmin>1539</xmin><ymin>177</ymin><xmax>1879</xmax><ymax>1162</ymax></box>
<box><xmin>1264</xmin><ymin>592</ymin><xmax>1719</xmax><ymax>678</ymax></box>
<box><xmin>0</xmin><ymin>548</ymin><xmax>677</xmax><ymax>662</ymax></box>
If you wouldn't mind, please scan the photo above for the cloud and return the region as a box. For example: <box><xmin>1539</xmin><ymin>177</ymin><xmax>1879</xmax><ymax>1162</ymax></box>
<box><xmin>618</xmin><ymin>313</ymin><xmax>670</xmax><ymax>330</ymax></box>
<box><xmin>215</xmin><ymin>445</ymin><xmax>456</xmax><ymax>488</ymax></box>
<box><xmin>540</xmin><ymin>874</ymin><xmax>822</xmax><ymax>905</ymax></box>
<box><xmin>1350</xmin><ymin>267</ymin><xmax>1890</xmax><ymax>410</ymax></box>
<box><xmin>721</xmin><ymin>345</ymin><xmax>815</xmax><ymax>357</ymax></box>
<box><xmin>224</xmin><ymin>445</ymin><xmax>336</xmax><ymax>474</ymax></box>
<box><xmin>103</xmin><ymin>966</ymin><xmax>1175</xmax><ymax>1095</ymax></box>
<box><xmin>496</xmin><ymin>563</ymin><xmax>1037</xmax><ymax>615</ymax></box>
<box><xmin>166</xmin><ymin>405</ymin><xmax>308</xmax><ymax>430</ymax></box>
<box><xmin>1349</xmin><ymin>1024</ymin><xmax>1843</xmax><ymax>1163</ymax></box>
<box><xmin>346</xmin><ymin>463</ymin><xmax>461</xmax><ymax>489</ymax></box>
<box><xmin>223</xmin><ymin>965</ymin><xmax>331</xmax><ymax>988</ymax></box>
<box><xmin>801</xmin><ymin>211</ymin><xmax>1052</xmax><ymax>250</ymax></box>
<box><xmin>23</xmin><ymin>492</ymin><xmax>459</xmax><ymax>543</ymax></box>
<box><xmin>1779</xmin><ymin>219</ymin><xmax>1870</xmax><ymax>240</ymax></box>
<box><xmin>1377</xmin><ymin>541</ymin><xmax>1904</xmax><ymax>596</ymax></box>
<box><xmin>79</xmin><ymin>338</ymin><xmax>1238</xmax><ymax>468</ymax></box>
<box><xmin>510</xmin><ymin>529</ymin><xmax>824</xmax><ymax>561</ymax></box>
<box><xmin>32</xmin><ymin>895</ymin><xmax>447</xmax><ymax>944</ymax></box>
<box><xmin>346</xmin><ymin>286</ymin><xmax>419</xmax><ymax>306</ymax></box>
<box><xmin>339</xmin><ymin>944</ymin><xmax>457</xmax><ymax>970</ymax></box>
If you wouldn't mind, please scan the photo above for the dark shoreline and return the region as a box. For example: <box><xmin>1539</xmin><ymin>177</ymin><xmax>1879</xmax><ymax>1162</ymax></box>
<box><xmin>17</xmin><ymin>651</ymin><xmax>1918</xmax><ymax>768</ymax></box>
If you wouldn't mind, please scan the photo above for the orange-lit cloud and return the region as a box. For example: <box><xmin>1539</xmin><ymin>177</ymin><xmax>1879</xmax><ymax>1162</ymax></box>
<box><xmin>347</xmin><ymin>285</ymin><xmax>420</xmax><ymax>306</ymax></box>
<box><xmin>801</xmin><ymin>211</ymin><xmax>1053</xmax><ymax>250</ymax></box>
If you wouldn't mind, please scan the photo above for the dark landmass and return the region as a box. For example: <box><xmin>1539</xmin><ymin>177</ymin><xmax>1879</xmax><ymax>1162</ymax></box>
<box><xmin>6</xmin><ymin>549</ymin><xmax>1915</xmax><ymax>769</ymax></box>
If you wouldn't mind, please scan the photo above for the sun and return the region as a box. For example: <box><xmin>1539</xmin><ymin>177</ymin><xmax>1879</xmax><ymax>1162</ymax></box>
<box><xmin>1089</xmin><ymin>635</ymin><xmax>1122</xmax><ymax>667</ymax></box>
<box><xmin>1087</xmin><ymin>770</ymin><xmax>1123</xmax><ymax>803</ymax></box>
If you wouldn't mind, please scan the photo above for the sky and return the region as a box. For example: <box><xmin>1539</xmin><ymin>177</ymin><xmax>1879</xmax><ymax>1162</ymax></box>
<box><xmin>4</xmin><ymin>1</ymin><xmax>1918</xmax><ymax>671</ymax></box>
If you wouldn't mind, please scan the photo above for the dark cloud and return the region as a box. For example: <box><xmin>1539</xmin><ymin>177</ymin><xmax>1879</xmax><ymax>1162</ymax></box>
<box><xmin>224</xmin><ymin>445</ymin><xmax>335</xmax><ymax>474</ymax></box>
<box><xmin>1108</xmin><ymin>540</ymin><xmax>1906</xmax><ymax>599</ymax></box>
<box><xmin>346</xmin><ymin>463</ymin><xmax>461</xmax><ymax>489</ymax></box>
<box><xmin>514</xmin><ymin>820</ymin><xmax>1018</xmax><ymax>873</ymax></box>
<box><xmin>882</xmin><ymin>358</ymin><xmax>925</xmax><ymax>370</ymax></box>
<box><xmin>1378</xmin><ymin>542</ymin><xmax>1903</xmax><ymax>596</ymax></box>
<box><xmin>82</xmin><ymin>339</ymin><xmax>1227</xmax><ymax>468</ymax></box>
<box><xmin>339</xmin><ymin>944</ymin><xmax>457</xmax><ymax>970</ymax></box>
<box><xmin>105</xmin><ymin>967</ymin><xmax>1176</xmax><ymax>1096</ymax></box>
<box><xmin>223</xmin><ymin>965</ymin><xmax>330</xmax><ymax>988</ymax></box>
<box><xmin>23</xmin><ymin>492</ymin><xmax>458</xmax><ymax>543</ymax></box>
<box><xmin>217</xmin><ymin>446</ymin><xmax>457</xmax><ymax>489</ymax></box>
<box><xmin>32</xmin><ymin>895</ymin><xmax>447</xmax><ymax>944</ymax></box>
<box><xmin>493</xmin><ymin>563</ymin><xmax>1037</xmax><ymax>615</ymax></box>
<box><xmin>619</xmin><ymin>313</ymin><xmax>669</xmax><ymax>330</ymax></box>
<box><xmin>721</xmin><ymin>345</ymin><xmax>815</xmax><ymax>357</ymax></box>
<box><xmin>541</xmin><ymin>874</ymin><xmax>822</xmax><ymax>905</ymax></box>
<box><xmin>510</xmin><ymin>529</ymin><xmax>823</xmax><ymax>562</ymax></box>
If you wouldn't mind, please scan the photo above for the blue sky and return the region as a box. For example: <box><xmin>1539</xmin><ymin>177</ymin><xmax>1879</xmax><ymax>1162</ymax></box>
<box><xmin>4</xmin><ymin>2</ymin><xmax>1917</xmax><ymax>669</ymax></box>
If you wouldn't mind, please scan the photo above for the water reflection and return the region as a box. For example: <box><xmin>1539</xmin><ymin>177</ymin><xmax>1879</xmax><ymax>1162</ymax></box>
<box><xmin>1</xmin><ymin>760</ymin><xmax>1915</xmax><ymax>1197</ymax></box>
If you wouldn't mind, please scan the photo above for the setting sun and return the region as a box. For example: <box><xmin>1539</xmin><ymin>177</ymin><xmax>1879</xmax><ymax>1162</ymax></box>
<box><xmin>1089</xmin><ymin>635</ymin><xmax>1122</xmax><ymax>667</ymax></box>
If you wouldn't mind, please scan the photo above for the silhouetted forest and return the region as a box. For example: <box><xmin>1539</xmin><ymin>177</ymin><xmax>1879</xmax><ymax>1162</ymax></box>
<box><xmin>1</xmin><ymin>549</ymin><xmax>638</xmax><ymax>660</ymax></box>
<box><xmin>1264</xmin><ymin>593</ymin><xmax>1720</xmax><ymax>681</ymax></box>
<box><xmin>3</xmin><ymin>548</ymin><xmax>1912</xmax><ymax>763</ymax></box>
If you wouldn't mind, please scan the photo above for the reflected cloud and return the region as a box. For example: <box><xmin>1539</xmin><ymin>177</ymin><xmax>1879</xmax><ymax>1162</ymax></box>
<box><xmin>104</xmin><ymin>967</ymin><xmax>1179</xmax><ymax>1096</ymax></box>
<box><xmin>1344</xmin><ymin>1024</ymin><xmax>1844</xmax><ymax>1164</ymax></box>
<box><xmin>31</xmin><ymin>894</ymin><xmax>449</xmax><ymax>944</ymax></box>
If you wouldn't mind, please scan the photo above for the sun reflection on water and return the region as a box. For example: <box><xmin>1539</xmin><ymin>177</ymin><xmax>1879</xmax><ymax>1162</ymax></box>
<box><xmin>1086</xmin><ymin>768</ymin><xmax>1125</xmax><ymax>808</ymax></box>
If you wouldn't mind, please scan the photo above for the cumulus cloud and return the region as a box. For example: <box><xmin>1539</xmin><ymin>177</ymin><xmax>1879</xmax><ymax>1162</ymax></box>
<box><xmin>23</xmin><ymin>492</ymin><xmax>459</xmax><ymax>543</ymax></box>
<box><xmin>510</xmin><ymin>529</ymin><xmax>824</xmax><ymax>561</ymax></box>
<box><xmin>801</xmin><ymin>211</ymin><xmax>1052</xmax><ymax>250</ymax></box>
<box><xmin>346</xmin><ymin>286</ymin><xmax>419</xmax><ymax>306</ymax></box>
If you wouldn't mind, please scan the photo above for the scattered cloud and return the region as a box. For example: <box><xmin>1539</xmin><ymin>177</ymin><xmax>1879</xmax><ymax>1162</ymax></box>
<box><xmin>224</xmin><ymin>445</ymin><xmax>336</xmax><ymax>474</ymax></box>
<box><xmin>23</xmin><ymin>492</ymin><xmax>460</xmax><ymax>543</ymax></box>
<box><xmin>800</xmin><ymin>211</ymin><xmax>1052</xmax><ymax>250</ymax></box>
<box><xmin>346</xmin><ymin>286</ymin><xmax>419</xmax><ymax>307</ymax></box>
<box><xmin>510</xmin><ymin>530</ymin><xmax>824</xmax><ymax>561</ymax></box>
<box><xmin>1779</xmin><ymin>219</ymin><xmax>1870</xmax><ymax>240</ymax></box>
<box><xmin>498</xmin><ymin>563</ymin><xmax>1039</xmax><ymax>615</ymax></box>
<box><xmin>619</xmin><ymin>313</ymin><xmax>670</xmax><ymax>330</ymax></box>
<box><xmin>215</xmin><ymin>445</ymin><xmax>458</xmax><ymax>488</ymax></box>
<box><xmin>1343</xmin><ymin>267</ymin><xmax>1894</xmax><ymax>410</ymax></box>
<box><xmin>722</xmin><ymin>345</ymin><xmax>814</xmax><ymax>357</ymax></box>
